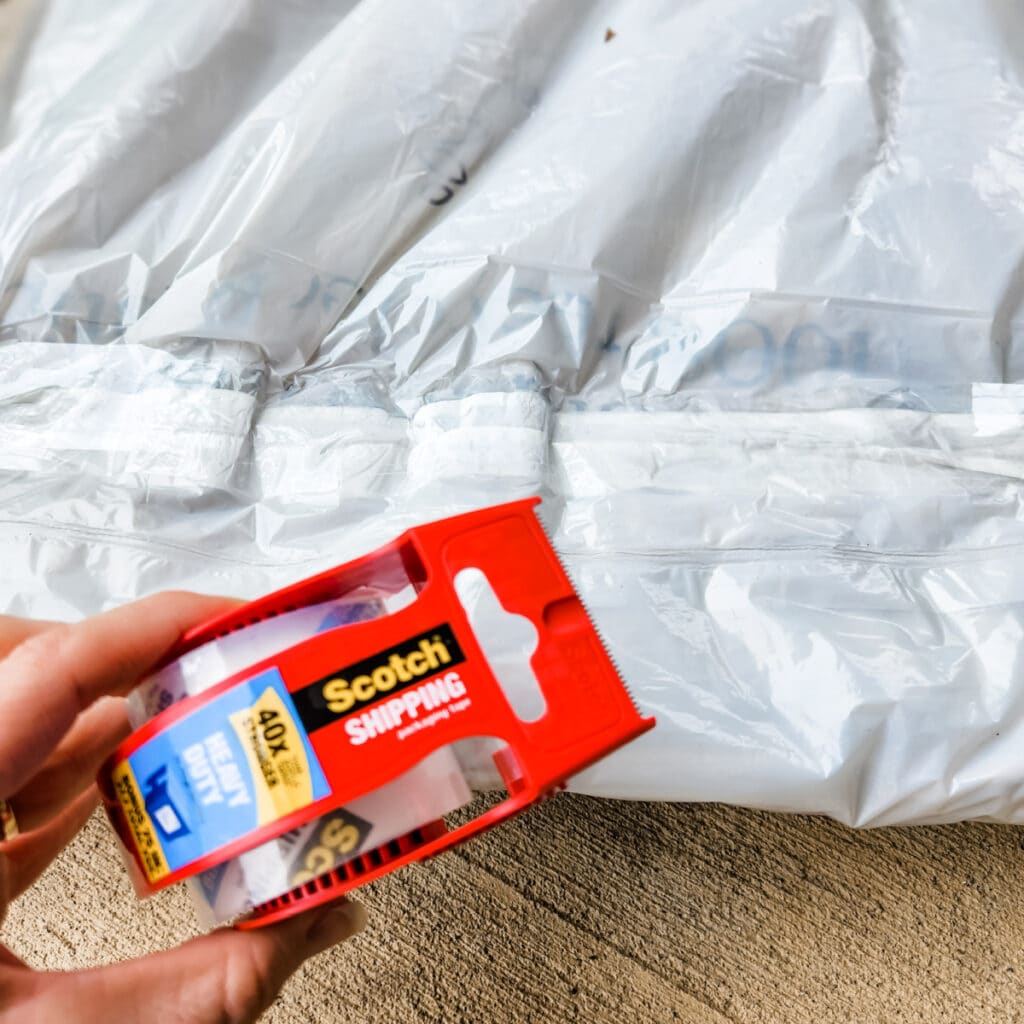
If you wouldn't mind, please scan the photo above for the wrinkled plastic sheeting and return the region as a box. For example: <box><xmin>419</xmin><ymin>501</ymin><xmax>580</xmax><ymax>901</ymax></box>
<box><xmin>3</xmin><ymin>0</ymin><xmax>1024</xmax><ymax>827</ymax></box>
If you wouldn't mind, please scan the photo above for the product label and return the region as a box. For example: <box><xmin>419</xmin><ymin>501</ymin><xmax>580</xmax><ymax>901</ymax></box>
<box><xmin>284</xmin><ymin>808</ymin><xmax>373</xmax><ymax>887</ymax></box>
<box><xmin>114</xmin><ymin>667</ymin><xmax>330</xmax><ymax>882</ymax></box>
<box><xmin>228</xmin><ymin>685</ymin><xmax>318</xmax><ymax>824</ymax></box>
<box><xmin>290</xmin><ymin>624</ymin><xmax>467</xmax><ymax>735</ymax></box>
<box><xmin>111</xmin><ymin>760</ymin><xmax>171</xmax><ymax>883</ymax></box>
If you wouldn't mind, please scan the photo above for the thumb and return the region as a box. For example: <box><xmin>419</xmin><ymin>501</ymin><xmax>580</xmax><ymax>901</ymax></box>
<box><xmin>43</xmin><ymin>899</ymin><xmax>367</xmax><ymax>1024</ymax></box>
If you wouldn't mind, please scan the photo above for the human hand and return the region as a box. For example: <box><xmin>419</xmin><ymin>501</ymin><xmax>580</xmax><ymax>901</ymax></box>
<box><xmin>0</xmin><ymin>592</ymin><xmax>366</xmax><ymax>1023</ymax></box>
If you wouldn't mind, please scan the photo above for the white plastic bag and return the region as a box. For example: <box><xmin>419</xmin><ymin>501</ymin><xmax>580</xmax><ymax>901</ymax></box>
<box><xmin>3</xmin><ymin>0</ymin><xmax>1024</xmax><ymax>827</ymax></box>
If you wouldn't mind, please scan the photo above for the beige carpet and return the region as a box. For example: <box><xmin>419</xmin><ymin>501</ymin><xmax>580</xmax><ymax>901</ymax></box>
<box><xmin>5</xmin><ymin>796</ymin><xmax>1024</xmax><ymax>1022</ymax></box>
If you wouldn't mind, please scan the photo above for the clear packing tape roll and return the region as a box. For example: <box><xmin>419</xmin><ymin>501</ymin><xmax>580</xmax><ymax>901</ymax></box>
<box><xmin>105</xmin><ymin>501</ymin><xmax>654</xmax><ymax>929</ymax></box>
<box><xmin>128</xmin><ymin>588</ymin><xmax>472</xmax><ymax>926</ymax></box>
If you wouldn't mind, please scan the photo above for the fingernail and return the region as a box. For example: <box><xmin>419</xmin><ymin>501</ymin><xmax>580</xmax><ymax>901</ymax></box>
<box><xmin>306</xmin><ymin>899</ymin><xmax>368</xmax><ymax>950</ymax></box>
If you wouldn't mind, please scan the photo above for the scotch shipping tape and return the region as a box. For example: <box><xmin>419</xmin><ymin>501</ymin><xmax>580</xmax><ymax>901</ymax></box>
<box><xmin>127</xmin><ymin>590</ymin><xmax>472</xmax><ymax>925</ymax></box>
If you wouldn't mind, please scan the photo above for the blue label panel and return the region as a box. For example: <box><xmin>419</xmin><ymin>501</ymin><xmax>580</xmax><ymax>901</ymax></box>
<box><xmin>125</xmin><ymin>667</ymin><xmax>330</xmax><ymax>874</ymax></box>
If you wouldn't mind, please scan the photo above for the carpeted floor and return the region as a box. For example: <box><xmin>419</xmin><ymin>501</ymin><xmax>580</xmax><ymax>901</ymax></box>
<box><xmin>5</xmin><ymin>796</ymin><xmax>1024</xmax><ymax>1022</ymax></box>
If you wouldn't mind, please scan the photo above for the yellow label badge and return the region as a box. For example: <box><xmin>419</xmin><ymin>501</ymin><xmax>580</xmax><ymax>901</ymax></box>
<box><xmin>229</xmin><ymin>686</ymin><xmax>317</xmax><ymax>826</ymax></box>
<box><xmin>111</xmin><ymin>760</ymin><xmax>171</xmax><ymax>883</ymax></box>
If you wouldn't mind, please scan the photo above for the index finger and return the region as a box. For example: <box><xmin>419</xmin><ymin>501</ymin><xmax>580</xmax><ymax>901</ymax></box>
<box><xmin>0</xmin><ymin>615</ymin><xmax>57</xmax><ymax>658</ymax></box>
<box><xmin>0</xmin><ymin>592</ymin><xmax>240</xmax><ymax>798</ymax></box>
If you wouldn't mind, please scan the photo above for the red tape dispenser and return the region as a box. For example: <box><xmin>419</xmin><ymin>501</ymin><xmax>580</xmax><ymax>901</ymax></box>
<box><xmin>99</xmin><ymin>498</ymin><xmax>654</xmax><ymax>928</ymax></box>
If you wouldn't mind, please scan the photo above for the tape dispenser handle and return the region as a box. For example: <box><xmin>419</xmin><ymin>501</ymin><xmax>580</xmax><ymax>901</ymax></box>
<box><xmin>406</xmin><ymin>499</ymin><xmax>644</xmax><ymax>784</ymax></box>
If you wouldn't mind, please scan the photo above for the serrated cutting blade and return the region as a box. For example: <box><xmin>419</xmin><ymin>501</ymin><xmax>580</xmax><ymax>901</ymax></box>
<box><xmin>547</xmin><ymin>538</ymin><xmax>645</xmax><ymax>718</ymax></box>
